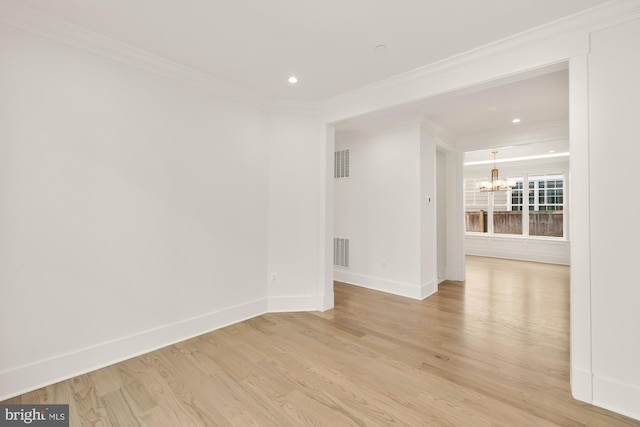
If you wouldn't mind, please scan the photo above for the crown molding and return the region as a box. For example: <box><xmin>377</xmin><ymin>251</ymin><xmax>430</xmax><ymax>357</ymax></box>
<box><xmin>3</xmin><ymin>0</ymin><xmax>639</xmax><ymax>116</ymax></box>
<box><xmin>0</xmin><ymin>1</ymin><xmax>270</xmax><ymax>111</ymax></box>
<box><xmin>421</xmin><ymin>118</ymin><xmax>457</xmax><ymax>146</ymax></box>
<box><xmin>322</xmin><ymin>0</ymin><xmax>640</xmax><ymax>117</ymax></box>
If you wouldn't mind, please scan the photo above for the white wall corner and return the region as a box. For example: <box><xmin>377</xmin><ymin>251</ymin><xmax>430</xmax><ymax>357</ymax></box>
<box><xmin>267</xmin><ymin>295</ymin><xmax>326</xmax><ymax>313</ymax></box>
<box><xmin>444</xmin><ymin>266</ymin><xmax>466</xmax><ymax>282</ymax></box>
<box><xmin>0</xmin><ymin>298</ymin><xmax>268</xmax><ymax>402</ymax></box>
<box><xmin>568</xmin><ymin>54</ymin><xmax>592</xmax><ymax>410</ymax></box>
<box><xmin>320</xmin><ymin>291</ymin><xmax>335</xmax><ymax>312</ymax></box>
<box><xmin>320</xmin><ymin>124</ymin><xmax>336</xmax><ymax>313</ymax></box>
<box><xmin>420</xmin><ymin>280</ymin><xmax>438</xmax><ymax>300</ymax></box>
<box><xmin>571</xmin><ymin>367</ymin><xmax>593</xmax><ymax>404</ymax></box>
<box><xmin>421</xmin><ymin>118</ymin><xmax>457</xmax><ymax>148</ymax></box>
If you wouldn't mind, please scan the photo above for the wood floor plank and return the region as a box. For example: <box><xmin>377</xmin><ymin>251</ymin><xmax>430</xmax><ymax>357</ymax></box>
<box><xmin>101</xmin><ymin>389</ymin><xmax>140</xmax><ymax>427</ymax></box>
<box><xmin>3</xmin><ymin>256</ymin><xmax>640</xmax><ymax>426</ymax></box>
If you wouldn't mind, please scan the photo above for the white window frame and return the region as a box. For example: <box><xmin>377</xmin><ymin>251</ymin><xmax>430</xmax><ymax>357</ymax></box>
<box><xmin>464</xmin><ymin>173</ymin><xmax>565</xmax><ymax>239</ymax></box>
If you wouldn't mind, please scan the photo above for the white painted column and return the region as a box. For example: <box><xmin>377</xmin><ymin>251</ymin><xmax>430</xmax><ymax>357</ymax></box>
<box><xmin>445</xmin><ymin>150</ymin><xmax>466</xmax><ymax>282</ymax></box>
<box><xmin>320</xmin><ymin>124</ymin><xmax>336</xmax><ymax>311</ymax></box>
<box><xmin>420</xmin><ymin>125</ymin><xmax>438</xmax><ymax>298</ymax></box>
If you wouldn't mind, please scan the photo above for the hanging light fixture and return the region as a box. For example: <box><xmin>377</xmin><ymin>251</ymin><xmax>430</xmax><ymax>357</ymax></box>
<box><xmin>477</xmin><ymin>151</ymin><xmax>514</xmax><ymax>192</ymax></box>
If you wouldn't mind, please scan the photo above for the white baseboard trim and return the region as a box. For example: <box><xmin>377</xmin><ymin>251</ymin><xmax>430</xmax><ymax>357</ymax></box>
<box><xmin>571</xmin><ymin>367</ymin><xmax>593</xmax><ymax>403</ymax></box>
<box><xmin>445</xmin><ymin>267</ymin><xmax>466</xmax><ymax>282</ymax></box>
<box><xmin>593</xmin><ymin>375</ymin><xmax>640</xmax><ymax>421</ymax></box>
<box><xmin>465</xmin><ymin>236</ymin><xmax>570</xmax><ymax>265</ymax></box>
<box><xmin>421</xmin><ymin>280</ymin><xmax>438</xmax><ymax>300</ymax></box>
<box><xmin>0</xmin><ymin>298</ymin><xmax>268</xmax><ymax>402</ymax></box>
<box><xmin>321</xmin><ymin>291</ymin><xmax>335</xmax><ymax>312</ymax></box>
<box><xmin>268</xmin><ymin>295</ymin><xmax>325</xmax><ymax>312</ymax></box>
<box><xmin>334</xmin><ymin>271</ymin><xmax>426</xmax><ymax>300</ymax></box>
<box><xmin>465</xmin><ymin>250</ymin><xmax>569</xmax><ymax>265</ymax></box>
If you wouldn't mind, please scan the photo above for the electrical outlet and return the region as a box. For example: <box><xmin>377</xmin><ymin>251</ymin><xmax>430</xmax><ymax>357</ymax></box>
<box><xmin>271</xmin><ymin>272</ymin><xmax>278</xmax><ymax>282</ymax></box>
<box><xmin>382</xmin><ymin>260</ymin><xmax>387</xmax><ymax>269</ymax></box>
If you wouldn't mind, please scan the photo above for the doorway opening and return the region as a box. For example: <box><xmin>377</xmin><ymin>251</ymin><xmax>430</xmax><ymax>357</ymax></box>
<box><xmin>331</xmin><ymin>62</ymin><xmax>570</xmax><ymax>296</ymax></box>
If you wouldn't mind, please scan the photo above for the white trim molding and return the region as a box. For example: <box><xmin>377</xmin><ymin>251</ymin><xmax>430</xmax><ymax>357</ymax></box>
<box><xmin>267</xmin><ymin>295</ymin><xmax>327</xmax><ymax>313</ymax></box>
<box><xmin>571</xmin><ymin>367</ymin><xmax>594</xmax><ymax>403</ymax></box>
<box><xmin>568</xmin><ymin>53</ymin><xmax>593</xmax><ymax>405</ymax></box>
<box><xmin>593</xmin><ymin>375</ymin><xmax>640</xmax><ymax>421</ymax></box>
<box><xmin>0</xmin><ymin>298</ymin><xmax>268</xmax><ymax>402</ymax></box>
<box><xmin>465</xmin><ymin>235</ymin><xmax>570</xmax><ymax>265</ymax></box>
<box><xmin>420</xmin><ymin>280</ymin><xmax>438</xmax><ymax>300</ymax></box>
<box><xmin>334</xmin><ymin>271</ymin><xmax>433</xmax><ymax>301</ymax></box>
<box><xmin>322</xmin><ymin>1</ymin><xmax>640</xmax><ymax>123</ymax></box>
<box><xmin>0</xmin><ymin>1</ymin><xmax>269</xmax><ymax>110</ymax></box>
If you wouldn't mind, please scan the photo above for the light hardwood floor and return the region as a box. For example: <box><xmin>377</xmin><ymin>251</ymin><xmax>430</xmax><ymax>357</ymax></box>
<box><xmin>4</xmin><ymin>256</ymin><xmax>640</xmax><ymax>426</ymax></box>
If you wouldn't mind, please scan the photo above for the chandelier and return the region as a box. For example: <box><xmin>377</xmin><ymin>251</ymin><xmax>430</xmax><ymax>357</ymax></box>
<box><xmin>477</xmin><ymin>151</ymin><xmax>514</xmax><ymax>192</ymax></box>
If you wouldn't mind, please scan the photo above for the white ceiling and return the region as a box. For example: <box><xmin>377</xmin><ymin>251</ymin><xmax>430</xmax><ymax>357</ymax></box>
<box><xmin>13</xmin><ymin>0</ymin><xmax>609</xmax><ymax>102</ymax></box>
<box><xmin>464</xmin><ymin>140</ymin><xmax>570</xmax><ymax>164</ymax></box>
<box><xmin>335</xmin><ymin>65</ymin><xmax>569</xmax><ymax>140</ymax></box>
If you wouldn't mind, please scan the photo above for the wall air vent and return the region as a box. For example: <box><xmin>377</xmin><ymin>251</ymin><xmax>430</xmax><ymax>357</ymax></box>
<box><xmin>334</xmin><ymin>149</ymin><xmax>350</xmax><ymax>178</ymax></box>
<box><xmin>333</xmin><ymin>237</ymin><xmax>350</xmax><ymax>267</ymax></box>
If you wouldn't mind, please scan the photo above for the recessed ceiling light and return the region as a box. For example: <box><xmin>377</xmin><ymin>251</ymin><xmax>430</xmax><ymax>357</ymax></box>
<box><xmin>375</xmin><ymin>44</ymin><xmax>387</xmax><ymax>53</ymax></box>
<box><xmin>549</xmin><ymin>150</ymin><xmax>556</xmax><ymax>153</ymax></box>
<box><xmin>512</xmin><ymin>118</ymin><xmax>521</xmax><ymax>123</ymax></box>
<box><xmin>288</xmin><ymin>76</ymin><xmax>298</xmax><ymax>84</ymax></box>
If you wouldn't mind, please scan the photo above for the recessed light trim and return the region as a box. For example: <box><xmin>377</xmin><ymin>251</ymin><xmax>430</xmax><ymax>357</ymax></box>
<box><xmin>512</xmin><ymin>118</ymin><xmax>521</xmax><ymax>123</ymax></box>
<box><xmin>288</xmin><ymin>76</ymin><xmax>298</xmax><ymax>84</ymax></box>
<box><xmin>375</xmin><ymin>44</ymin><xmax>387</xmax><ymax>53</ymax></box>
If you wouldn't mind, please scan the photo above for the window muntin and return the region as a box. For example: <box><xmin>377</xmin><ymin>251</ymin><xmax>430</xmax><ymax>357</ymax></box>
<box><xmin>465</xmin><ymin>177</ymin><xmax>488</xmax><ymax>233</ymax></box>
<box><xmin>528</xmin><ymin>175</ymin><xmax>564</xmax><ymax>237</ymax></box>
<box><xmin>464</xmin><ymin>174</ymin><xmax>564</xmax><ymax>238</ymax></box>
<box><xmin>494</xmin><ymin>177</ymin><xmax>522</xmax><ymax>235</ymax></box>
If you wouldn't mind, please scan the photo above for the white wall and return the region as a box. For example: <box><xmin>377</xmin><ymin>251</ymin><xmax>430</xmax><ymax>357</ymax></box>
<box><xmin>267</xmin><ymin>110</ymin><xmax>325</xmax><ymax>311</ymax></box>
<box><xmin>334</xmin><ymin>126</ymin><xmax>424</xmax><ymax>298</ymax></box>
<box><xmin>0</xmin><ymin>22</ymin><xmax>270</xmax><ymax>399</ymax></box>
<box><xmin>445</xmin><ymin>150</ymin><xmax>466</xmax><ymax>282</ymax></box>
<box><xmin>588</xmin><ymin>17</ymin><xmax>640</xmax><ymax>419</ymax></box>
<box><xmin>419</xmin><ymin>128</ymin><xmax>438</xmax><ymax>296</ymax></box>
<box><xmin>436</xmin><ymin>150</ymin><xmax>447</xmax><ymax>281</ymax></box>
